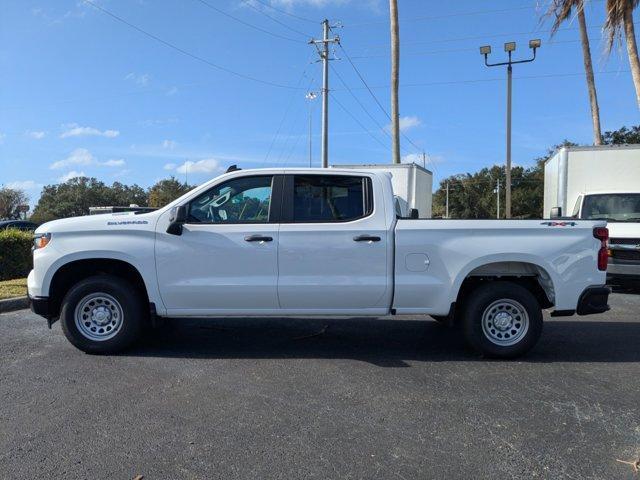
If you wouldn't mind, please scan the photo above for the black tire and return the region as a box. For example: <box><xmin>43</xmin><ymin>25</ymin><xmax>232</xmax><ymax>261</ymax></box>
<box><xmin>461</xmin><ymin>281</ymin><xmax>543</xmax><ymax>359</ymax></box>
<box><xmin>60</xmin><ymin>275</ymin><xmax>146</xmax><ymax>354</ymax></box>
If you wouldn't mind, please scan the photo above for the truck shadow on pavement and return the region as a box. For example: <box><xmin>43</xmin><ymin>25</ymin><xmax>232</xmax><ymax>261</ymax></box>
<box><xmin>129</xmin><ymin>317</ymin><xmax>640</xmax><ymax>367</ymax></box>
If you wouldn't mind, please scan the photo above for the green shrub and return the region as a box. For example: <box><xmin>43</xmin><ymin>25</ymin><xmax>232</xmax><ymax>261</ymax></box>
<box><xmin>0</xmin><ymin>229</ymin><xmax>33</xmax><ymax>281</ymax></box>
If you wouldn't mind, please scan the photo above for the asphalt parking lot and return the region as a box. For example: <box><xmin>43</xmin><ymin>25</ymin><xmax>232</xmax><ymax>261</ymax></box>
<box><xmin>1</xmin><ymin>294</ymin><xmax>639</xmax><ymax>479</ymax></box>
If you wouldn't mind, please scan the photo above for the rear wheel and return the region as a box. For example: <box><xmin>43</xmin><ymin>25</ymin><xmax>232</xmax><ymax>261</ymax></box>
<box><xmin>462</xmin><ymin>281</ymin><xmax>542</xmax><ymax>359</ymax></box>
<box><xmin>60</xmin><ymin>275</ymin><xmax>145</xmax><ymax>354</ymax></box>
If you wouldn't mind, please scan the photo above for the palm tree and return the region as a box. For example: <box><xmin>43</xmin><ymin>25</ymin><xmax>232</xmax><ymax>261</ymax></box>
<box><xmin>545</xmin><ymin>0</ymin><xmax>603</xmax><ymax>145</ymax></box>
<box><xmin>604</xmin><ymin>0</ymin><xmax>640</xmax><ymax>109</ymax></box>
<box><xmin>389</xmin><ymin>0</ymin><xmax>401</xmax><ymax>164</ymax></box>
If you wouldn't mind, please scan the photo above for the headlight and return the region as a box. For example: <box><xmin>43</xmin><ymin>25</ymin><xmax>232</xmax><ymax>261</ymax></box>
<box><xmin>33</xmin><ymin>233</ymin><xmax>51</xmax><ymax>250</ymax></box>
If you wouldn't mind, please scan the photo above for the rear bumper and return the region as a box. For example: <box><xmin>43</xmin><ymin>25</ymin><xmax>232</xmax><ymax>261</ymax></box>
<box><xmin>576</xmin><ymin>285</ymin><xmax>611</xmax><ymax>316</ymax></box>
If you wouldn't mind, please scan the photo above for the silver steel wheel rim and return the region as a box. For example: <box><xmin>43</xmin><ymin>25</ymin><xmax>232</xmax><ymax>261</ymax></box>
<box><xmin>74</xmin><ymin>293</ymin><xmax>123</xmax><ymax>341</ymax></box>
<box><xmin>481</xmin><ymin>299</ymin><xmax>529</xmax><ymax>347</ymax></box>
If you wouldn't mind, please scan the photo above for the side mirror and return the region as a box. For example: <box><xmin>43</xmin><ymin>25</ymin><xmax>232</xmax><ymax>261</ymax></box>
<box><xmin>167</xmin><ymin>205</ymin><xmax>187</xmax><ymax>235</ymax></box>
<box><xmin>409</xmin><ymin>208</ymin><xmax>419</xmax><ymax>219</ymax></box>
<box><xmin>550</xmin><ymin>206</ymin><xmax>562</xmax><ymax>219</ymax></box>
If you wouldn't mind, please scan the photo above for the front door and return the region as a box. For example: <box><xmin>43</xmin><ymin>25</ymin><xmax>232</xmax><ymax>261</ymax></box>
<box><xmin>277</xmin><ymin>173</ymin><xmax>391</xmax><ymax>313</ymax></box>
<box><xmin>156</xmin><ymin>174</ymin><xmax>281</xmax><ymax>315</ymax></box>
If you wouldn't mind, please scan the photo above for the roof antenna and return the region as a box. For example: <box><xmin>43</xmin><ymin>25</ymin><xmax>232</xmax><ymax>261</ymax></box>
<box><xmin>226</xmin><ymin>164</ymin><xmax>241</xmax><ymax>173</ymax></box>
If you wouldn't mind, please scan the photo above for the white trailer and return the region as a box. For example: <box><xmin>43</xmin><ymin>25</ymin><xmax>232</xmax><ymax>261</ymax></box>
<box><xmin>544</xmin><ymin>144</ymin><xmax>640</xmax><ymax>287</ymax></box>
<box><xmin>335</xmin><ymin>163</ymin><xmax>433</xmax><ymax>218</ymax></box>
<box><xmin>543</xmin><ymin>145</ymin><xmax>640</xmax><ymax>218</ymax></box>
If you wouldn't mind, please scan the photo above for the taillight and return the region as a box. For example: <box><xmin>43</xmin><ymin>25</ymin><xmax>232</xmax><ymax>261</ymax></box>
<box><xmin>593</xmin><ymin>227</ymin><xmax>609</xmax><ymax>271</ymax></box>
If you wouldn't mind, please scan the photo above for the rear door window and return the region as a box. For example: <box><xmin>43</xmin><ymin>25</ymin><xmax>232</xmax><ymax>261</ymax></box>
<box><xmin>291</xmin><ymin>175</ymin><xmax>372</xmax><ymax>223</ymax></box>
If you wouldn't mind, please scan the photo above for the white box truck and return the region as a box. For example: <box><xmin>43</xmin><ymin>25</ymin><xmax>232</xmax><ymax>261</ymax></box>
<box><xmin>544</xmin><ymin>145</ymin><xmax>640</xmax><ymax>287</ymax></box>
<box><xmin>335</xmin><ymin>163</ymin><xmax>433</xmax><ymax>218</ymax></box>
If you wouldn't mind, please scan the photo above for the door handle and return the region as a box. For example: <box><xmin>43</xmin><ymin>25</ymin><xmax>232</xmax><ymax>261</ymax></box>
<box><xmin>353</xmin><ymin>235</ymin><xmax>381</xmax><ymax>242</ymax></box>
<box><xmin>244</xmin><ymin>235</ymin><xmax>273</xmax><ymax>242</ymax></box>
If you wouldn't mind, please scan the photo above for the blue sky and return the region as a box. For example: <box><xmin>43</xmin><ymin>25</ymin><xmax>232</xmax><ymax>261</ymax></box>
<box><xmin>1</xmin><ymin>0</ymin><xmax>638</xmax><ymax>206</ymax></box>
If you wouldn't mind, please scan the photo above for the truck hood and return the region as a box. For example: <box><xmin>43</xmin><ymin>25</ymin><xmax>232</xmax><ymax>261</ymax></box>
<box><xmin>35</xmin><ymin>211</ymin><xmax>158</xmax><ymax>234</ymax></box>
<box><xmin>607</xmin><ymin>221</ymin><xmax>640</xmax><ymax>239</ymax></box>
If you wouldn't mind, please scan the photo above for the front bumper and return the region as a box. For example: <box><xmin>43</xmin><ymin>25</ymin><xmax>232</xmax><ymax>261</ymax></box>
<box><xmin>28</xmin><ymin>295</ymin><xmax>56</xmax><ymax>327</ymax></box>
<box><xmin>576</xmin><ymin>285</ymin><xmax>611</xmax><ymax>316</ymax></box>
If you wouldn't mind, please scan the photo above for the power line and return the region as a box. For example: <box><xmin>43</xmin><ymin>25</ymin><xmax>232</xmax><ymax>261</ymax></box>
<box><xmin>332</xmin><ymin>69</ymin><xmax>631</xmax><ymax>91</ymax></box>
<box><xmin>354</xmin><ymin>21</ymin><xmax>632</xmax><ymax>50</ymax></box>
<box><xmin>330</xmin><ymin>65</ymin><xmax>394</xmax><ymax>145</ymax></box>
<box><xmin>193</xmin><ymin>0</ymin><xmax>306</xmax><ymax>43</ymax></box>
<box><xmin>350</xmin><ymin>40</ymin><xmax>581</xmax><ymax>60</ymax></box>
<box><xmin>0</xmin><ymin>68</ymin><xmax>630</xmax><ymax>114</ymax></box>
<box><xmin>82</xmin><ymin>0</ymin><xmax>303</xmax><ymax>90</ymax></box>
<box><xmin>241</xmin><ymin>0</ymin><xmax>312</xmax><ymax>38</ymax></box>
<box><xmin>336</xmin><ymin>43</ymin><xmax>424</xmax><ymax>153</ymax></box>
<box><xmin>275</xmin><ymin>73</ymin><xmax>317</xmax><ymax>165</ymax></box>
<box><xmin>330</xmin><ymin>63</ymin><xmax>418</xmax><ymax>158</ymax></box>
<box><xmin>247</xmin><ymin>0</ymin><xmax>317</xmax><ymax>24</ymax></box>
<box><xmin>330</xmin><ymin>92</ymin><xmax>391</xmax><ymax>152</ymax></box>
<box><xmin>263</xmin><ymin>61</ymin><xmax>316</xmax><ymax>164</ymax></box>
<box><xmin>345</xmin><ymin>4</ymin><xmax>540</xmax><ymax>27</ymax></box>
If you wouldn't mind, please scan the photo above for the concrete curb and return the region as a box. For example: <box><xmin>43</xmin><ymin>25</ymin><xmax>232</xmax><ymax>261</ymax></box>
<box><xmin>0</xmin><ymin>296</ymin><xmax>29</xmax><ymax>314</ymax></box>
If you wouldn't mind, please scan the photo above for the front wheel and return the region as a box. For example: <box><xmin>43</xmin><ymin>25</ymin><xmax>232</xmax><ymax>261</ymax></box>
<box><xmin>60</xmin><ymin>275</ymin><xmax>145</xmax><ymax>354</ymax></box>
<box><xmin>462</xmin><ymin>281</ymin><xmax>543</xmax><ymax>359</ymax></box>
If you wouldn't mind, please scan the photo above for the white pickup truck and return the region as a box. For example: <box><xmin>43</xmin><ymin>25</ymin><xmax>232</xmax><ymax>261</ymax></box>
<box><xmin>561</xmin><ymin>190</ymin><xmax>640</xmax><ymax>289</ymax></box>
<box><xmin>29</xmin><ymin>168</ymin><xmax>611</xmax><ymax>358</ymax></box>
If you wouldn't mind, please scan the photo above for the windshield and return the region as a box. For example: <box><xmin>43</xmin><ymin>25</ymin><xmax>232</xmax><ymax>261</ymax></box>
<box><xmin>581</xmin><ymin>193</ymin><xmax>640</xmax><ymax>222</ymax></box>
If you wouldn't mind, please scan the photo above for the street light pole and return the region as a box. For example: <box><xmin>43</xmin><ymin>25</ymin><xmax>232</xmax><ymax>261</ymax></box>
<box><xmin>506</xmin><ymin>63</ymin><xmax>512</xmax><ymax>218</ymax></box>
<box><xmin>480</xmin><ymin>39</ymin><xmax>540</xmax><ymax>219</ymax></box>
<box><xmin>305</xmin><ymin>92</ymin><xmax>317</xmax><ymax>167</ymax></box>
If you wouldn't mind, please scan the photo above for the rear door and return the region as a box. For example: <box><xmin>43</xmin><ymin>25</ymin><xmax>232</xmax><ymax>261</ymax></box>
<box><xmin>277</xmin><ymin>173</ymin><xmax>391</xmax><ymax>313</ymax></box>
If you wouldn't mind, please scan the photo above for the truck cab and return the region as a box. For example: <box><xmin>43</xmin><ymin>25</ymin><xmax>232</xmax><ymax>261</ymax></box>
<box><xmin>569</xmin><ymin>191</ymin><xmax>640</xmax><ymax>288</ymax></box>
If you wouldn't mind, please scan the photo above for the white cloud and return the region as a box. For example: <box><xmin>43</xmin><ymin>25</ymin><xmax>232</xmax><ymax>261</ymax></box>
<box><xmin>388</xmin><ymin>115</ymin><xmax>422</xmax><ymax>133</ymax></box>
<box><xmin>125</xmin><ymin>72</ymin><xmax>151</xmax><ymax>87</ymax></box>
<box><xmin>163</xmin><ymin>163</ymin><xmax>177</xmax><ymax>170</ymax></box>
<box><xmin>166</xmin><ymin>86</ymin><xmax>178</xmax><ymax>96</ymax></box>
<box><xmin>51</xmin><ymin>149</ymin><xmax>127</xmax><ymax>169</ymax></box>
<box><xmin>174</xmin><ymin>159</ymin><xmax>221</xmax><ymax>175</ymax></box>
<box><xmin>58</xmin><ymin>171</ymin><xmax>86</xmax><ymax>182</ymax></box>
<box><xmin>60</xmin><ymin>123</ymin><xmax>119</xmax><ymax>138</ymax></box>
<box><xmin>0</xmin><ymin>132</ymin><xmax>5</xmax><ymax>144</ymax></box>
<box><xmin>102</xmin><ymin>158</ymin><xmax>126</xmax><ymax>167</ymax></box>
<box><xmin>25</xmin><ymin>130</ymin><xmax>46</xmax><ymax>139</ymax></box>
<box><xmin>6</xmin><ymin>180</ymin><xmax>40</xmax><ymax>190</ymax></box>
<box><xmin>50</xmin><ymin>148</ymin><xmax>95</xmax><ymax>169</ymax></box>
<box><xmin>162</xmin><ymin>139</ymin><xmax>177</xmax><ymax>150</ymax></box>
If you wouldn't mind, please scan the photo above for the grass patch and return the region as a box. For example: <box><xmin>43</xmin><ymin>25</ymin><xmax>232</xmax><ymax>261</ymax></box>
<box><xmin>0</xmin><ymin>278</ymin><xmax>27</xmax><ymax>300</ymax></box>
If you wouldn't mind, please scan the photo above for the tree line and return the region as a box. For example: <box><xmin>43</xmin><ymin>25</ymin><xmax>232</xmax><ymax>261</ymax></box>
<box><xmin>0</xmin><ymin>177</ymin><xmax>194</xmax><ymax>224</ymax></box>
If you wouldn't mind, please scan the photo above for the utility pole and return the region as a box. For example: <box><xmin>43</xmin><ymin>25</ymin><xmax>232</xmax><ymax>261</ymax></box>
<box><xmin>480</xmin><ymin>39</ymin><xmax>540</xmax><ymax>218</ymax></box>
<box><xmin>310</xmin><ymin>20</ymin><xmax>339</xmax><ymax>168</ymax></box>
<box><xmin>496</xmin><ymin>178</ymin><xmax>500</xmax><ymax>219</ymax></box>
<box><xmin>445</xmin><ymin>182</ymin><xmax>449</xmax><ymax>219</ymax></box>
<box><xmin>390</xmin><ymin>0</ymin><xmax>401</xmax><ymax>164</ymax></box>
